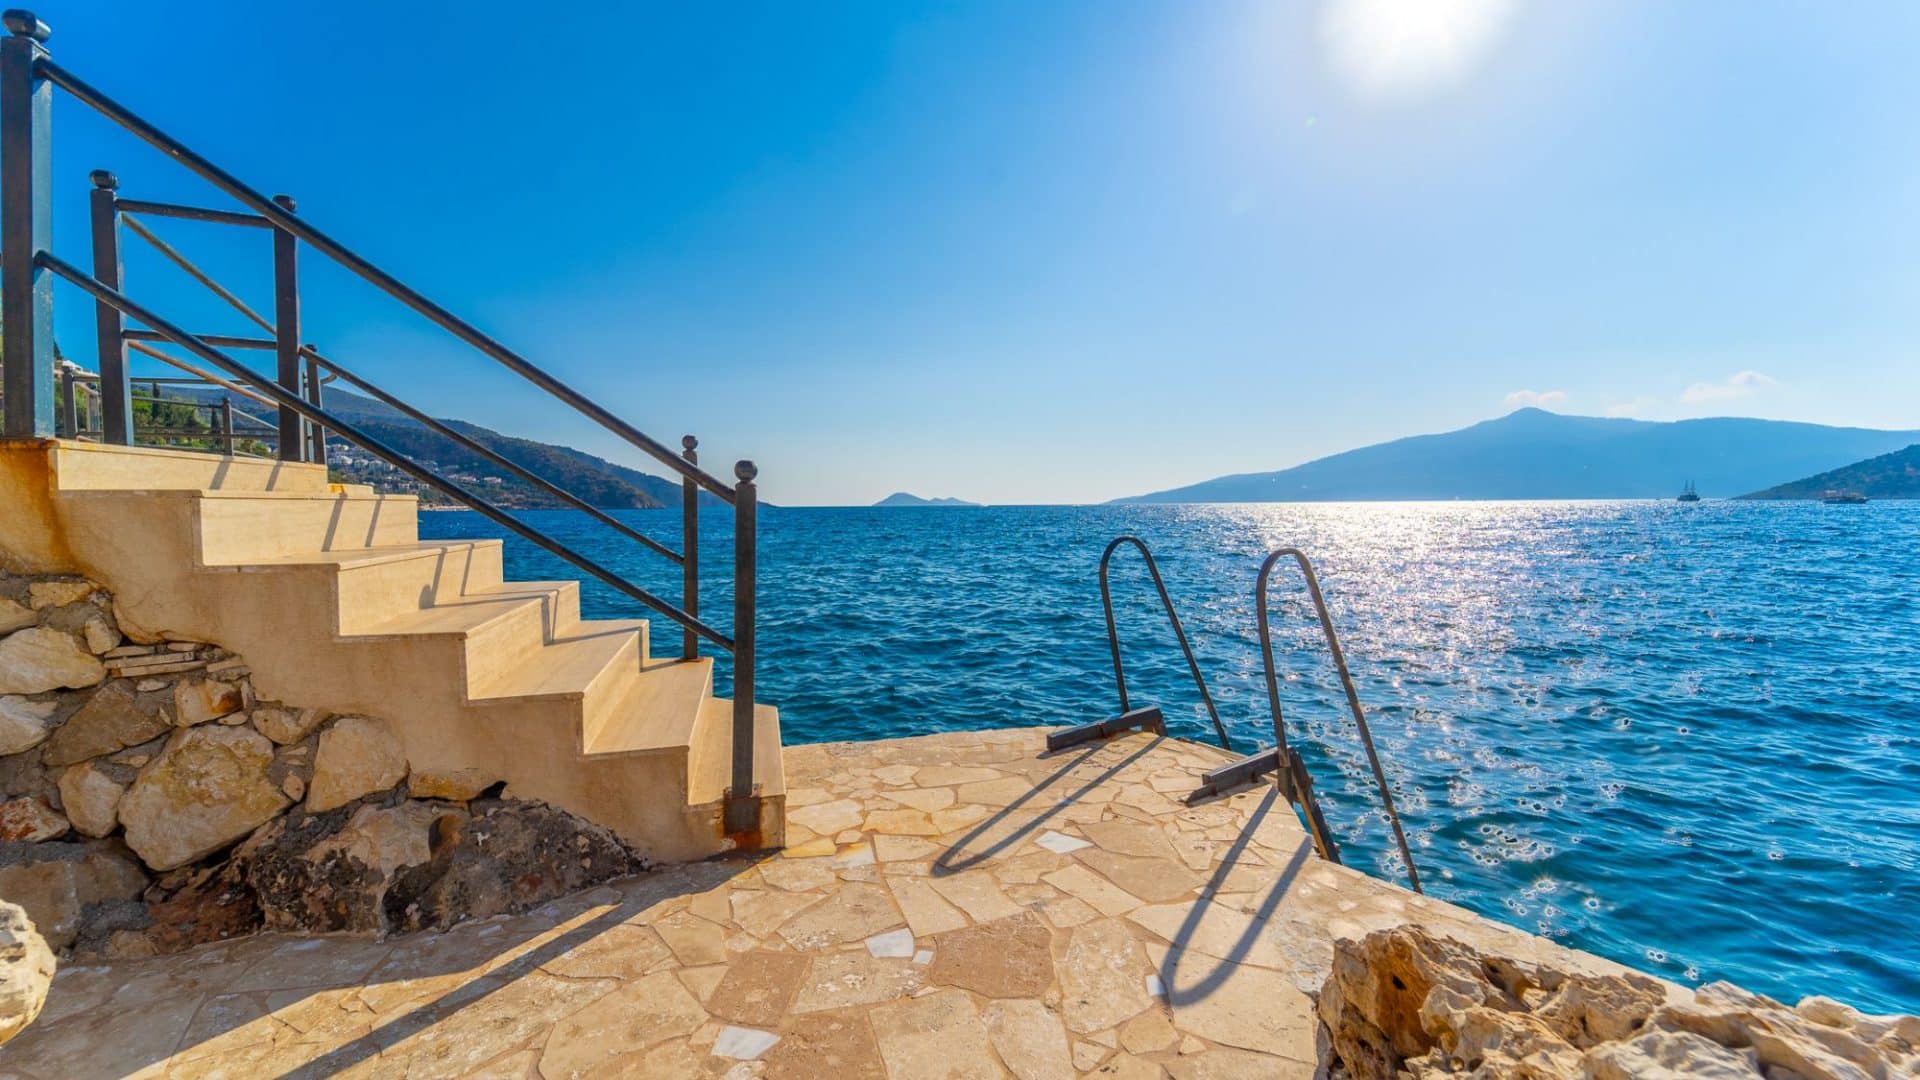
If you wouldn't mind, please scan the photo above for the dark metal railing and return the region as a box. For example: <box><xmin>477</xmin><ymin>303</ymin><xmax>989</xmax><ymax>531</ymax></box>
<box><xmin>1255</xmin><ymin>548</ymin><xmax>1421</xmax><ymax>891</ymax></box>
<box><xmin>1099</xmin><ymin>536</ymin><xmax>1234</xmax><ymax>751</ymax></box>
<box><xmin>0</xmin><ymin>10</ymin><xmax>769</xmax><ymax>837</ymax></box>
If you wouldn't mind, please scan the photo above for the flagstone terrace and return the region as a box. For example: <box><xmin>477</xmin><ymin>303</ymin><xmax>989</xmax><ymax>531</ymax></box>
<box><xmin>0</xmin><ymin>727</ymin><xmax>1652</xmax><ymax>1078</ymax></box>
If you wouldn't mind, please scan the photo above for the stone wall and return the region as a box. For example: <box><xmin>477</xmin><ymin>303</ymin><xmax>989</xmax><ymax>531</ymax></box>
<box><xmin>0</xmin><ymin>569</ymin><xmax>646</xmax><ymax>958</ymax></box>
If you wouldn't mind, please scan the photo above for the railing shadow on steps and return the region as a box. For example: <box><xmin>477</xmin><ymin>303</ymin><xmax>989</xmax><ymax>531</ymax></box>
<box><xmin>0</xmin><ymin>10</ymin><xmax>768</xmax><ymax>835</ymax></box>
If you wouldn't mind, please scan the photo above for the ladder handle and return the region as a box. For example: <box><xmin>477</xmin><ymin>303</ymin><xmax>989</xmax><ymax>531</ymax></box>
<box><xmin>1099</xmin><ymin>536</ymin><xmax>1234</xmax><ymax>753</ymax></box>
<box><xmin>1257</xmin><ymin>547</ymin><xmax>1422</xmax><ymax>893</ymax></box>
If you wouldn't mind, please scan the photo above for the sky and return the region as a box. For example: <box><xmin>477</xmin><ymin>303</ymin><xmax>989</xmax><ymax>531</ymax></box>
<box><xmin>39</xmin><ymin>1</ymin><xmax>1920</xmax><ymax>504</ymax></box>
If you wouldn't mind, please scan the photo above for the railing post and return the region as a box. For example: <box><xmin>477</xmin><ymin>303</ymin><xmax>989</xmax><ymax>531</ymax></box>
<box><xmin>681</xmin><ymin>435</ymin><xmax>699</xmax><ymax>660</ymax></box>
<box><xmin>87</xmin><ymin>169</ymin><xmax>132</xmax><ymax>444</ymax></box>
<box><xmin>303</xmin><ymin>346</ymin><xmax>325</xmax><ymax>465</ymax></box>
<box><xmin>1</xmin><ymin>11</ymin><xmax>54</xmax><ymax>439</ymax></box>
<box><xmin>217</xmin><ymin>397</ymin><xmax>233</xmax><ymax>452</ymax></box>
<box><xmin>725</xmin><ymin>459</ymin><xmax>759</xmax><ymax>837</ymax></box>
<box><xmin>270</xmin><ymin>193</ymin><xmax>302</xmax><ymax>460</ymax></box>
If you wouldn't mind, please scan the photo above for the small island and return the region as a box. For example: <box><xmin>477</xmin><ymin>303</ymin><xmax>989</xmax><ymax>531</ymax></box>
<box><xmin>873</xmin><ymin>492</ymin><xmax>983</xmax><ymax>507</ymax></box>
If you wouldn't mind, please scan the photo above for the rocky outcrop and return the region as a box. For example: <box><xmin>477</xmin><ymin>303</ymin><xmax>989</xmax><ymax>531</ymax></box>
<box><xmin>1318</xmin><ymin>926</ymin><xmax>1920</xmax><ymax>1079</ymax></box>
<box><xmin>0</xmin><ymin>567</ymin><xmax>651</xmax><ymax>957</ymax></box>
<box><xmin>0</xmin><ymin>900</ymin><xmax>54</xmax><ymax>1045</ymax></box>
<box><xmin>383</xmin><ymin>798</ymin><xmax>641</xmax><ymax>933</ymax></box>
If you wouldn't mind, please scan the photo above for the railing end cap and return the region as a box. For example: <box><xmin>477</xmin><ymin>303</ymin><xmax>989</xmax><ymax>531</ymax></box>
<box><xmin>734</xmin><ymin>460</ymin><xmax>757</xmax><ymax>483</ymax></box>
<box><xmin>89</xmin><ymin>169</ymin><xmax>117</xmax><ymax>190</ymax></box>
<box><xmin>682</xmin><ymin>434</ymin><xmax>698</xmax><ymax>451</ymax></box>
<box><xmin>2</xmin><ymin>9</ymin><xmax>47</xmax><ymax>41</ymax></box>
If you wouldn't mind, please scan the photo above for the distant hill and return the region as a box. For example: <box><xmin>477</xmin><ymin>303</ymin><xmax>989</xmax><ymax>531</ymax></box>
<box><xmin>1740</xmin><ymin>444</ymin><xmax>1920</xmax><ymax>500</ymax></box>
<box><xmin>1117</xmin><ymin>409</ymin><xmax>1920</xmax><ymax>503</ymax></box>
<box><xmin>181</xmin><ymin>386</ymin><xmax>683</xmax><ymax>509</ymax></box>
<box><xmin>875</xmin><ymin>492</ymin><xmax>982</xmax><ymax>507</ymax></box>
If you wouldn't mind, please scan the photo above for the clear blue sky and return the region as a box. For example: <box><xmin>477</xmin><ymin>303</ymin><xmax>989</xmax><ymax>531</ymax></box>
<box><xmin>42</xmin><ymin>2</ymin><xmax>1920</xmax><ymax>504</ymax></box>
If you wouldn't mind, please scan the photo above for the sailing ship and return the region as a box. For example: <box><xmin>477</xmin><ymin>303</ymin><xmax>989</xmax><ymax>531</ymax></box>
<box><xmin>1676</xmin><ymin>480</ymin><xmax>1701</xmax><ymax>502</ymax></box>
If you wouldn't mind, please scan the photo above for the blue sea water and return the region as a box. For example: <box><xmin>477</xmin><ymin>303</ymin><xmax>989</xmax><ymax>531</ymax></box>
<box><xmin>420</xmin><ymin>500</ymin><xmax>1920</xmax><ymax>1014</ymax></box>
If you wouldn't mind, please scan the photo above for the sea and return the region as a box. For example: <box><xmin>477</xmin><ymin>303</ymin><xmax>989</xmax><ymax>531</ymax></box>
<box><xmin>421</xmin><ymin>500</ymin><xmax>1920</xmax><ymax>1014</ymax></box>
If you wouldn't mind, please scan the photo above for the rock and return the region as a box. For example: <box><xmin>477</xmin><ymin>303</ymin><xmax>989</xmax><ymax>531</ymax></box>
<box><xmin>172</xmin><ymin>677</ymin><xmax>244</xmax><ymax>727</ymax></box>
<box><xmin>56</xmin><ymin>761</ymin><xmax>130</xmax><ymax>838</ymax></box>
<box><xmin>238</xmin><ymin>800</ymin><xmax>460</xmax><ymax>934</ymax></box>
<box><xmin>0</xmin><ymin>798</ymin><xmax>67</xmax><ymax>842</ymax></box>
<box><xmin>306</xmin><ymin>716</ymin><xmax>407</xmax><ymax>812</ymax></box>
<box><xmin>282</xmin><ymin>775</ymin><xmax>306</xmax><ymax>801</ymax></box>
<box><xmin>0</xmin><ymin>749</ymin><xmax>54</xmax><ymax>805</ymax></box>
<box><xmin>249</xmin><ymin>705</ymin><xmax>327</xmax><ymax>745</ymax></box>
<box><xmin>1317</xmin><ymin>926</ymin><xmax>1920</xmax><ymax>1080</ymax></box>
<box><xmin>0</xmin><ymin>900</ymin><xmax>54</xmax><ymax>1045</ymax></box>
<box><xmin>407</xmin><ymin>767</ymin><xmax>498</xmax><ymax>802</ymax></box>
<box><xmin>117</xmin><ymin>725</ymin><xmax>290</xmax><ymax>871</ymax></box>
<box><xmin>382</xmin><ymin>799</ymin><xmax>641</xmax><ymax>934</ymax></box>
<box><xmin>0</xmin><ymin>840</ymin><xmax>149</xmax><ymax>949</ymax></box>
<box><xmin>79</xmin><ymin>616</ymin><xmax>120</xmax><ymax>656</ymax></box>
<box><xmin>0</xmin><ymin>628</ymin><xmax>107</xmax><ymax>695</ymax></box>
<box><xmin>0</xmin><ymin>696</ymin><xmax>58</xmax><ymax>756</ymax></box>
<box><xmin>26</xmin><ymin>581</ymin><xmax>93</xmax><ymax>610</ymax></box>
<box><xmin>41</xmin><ymin>682</ymin><xmax>170</xmax><ymax>767</ymax></box>
<box><xmin>0</xmin><ymin>598</ymin><xmax>34</xmax><ymax>636</ymax></box>
<box><xmin>136</xmin><ymin>859</ymin><xmax>259</xmax><ymax>954</ymax></box>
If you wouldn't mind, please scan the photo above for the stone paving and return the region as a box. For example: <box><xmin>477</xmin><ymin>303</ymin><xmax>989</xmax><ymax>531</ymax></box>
<box><xmin>0</xmin><ymin>727</ymin><xmax>1653</xmax><ymax>1078</ymax></box>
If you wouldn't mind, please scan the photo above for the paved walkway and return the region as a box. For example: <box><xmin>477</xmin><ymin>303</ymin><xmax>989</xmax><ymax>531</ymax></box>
<box><xmin>0</xmin><ymin>728</ymin><xmax>1646</xmax><ymax>1078</ymax></box>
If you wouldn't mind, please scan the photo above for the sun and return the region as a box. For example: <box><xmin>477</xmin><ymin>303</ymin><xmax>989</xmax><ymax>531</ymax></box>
<box><xmin>1320</xmin><ymin>0</ymin><xmax>1517</xmax><ymax>100</ymax></box>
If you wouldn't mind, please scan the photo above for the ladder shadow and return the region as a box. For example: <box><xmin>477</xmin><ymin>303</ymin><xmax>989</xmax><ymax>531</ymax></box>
<box><xmin>931</xmin><ymin>734</ymin><xmax>1163</xmax><ymax>877</ymax></box>
<box><xmin>1157</xmin><ymin>784</ymin><xmax>1313</xmax><ymax>1007</ymax></box>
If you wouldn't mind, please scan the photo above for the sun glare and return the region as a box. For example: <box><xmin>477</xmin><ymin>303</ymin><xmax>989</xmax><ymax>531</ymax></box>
<box><xmin>1320</xmin><ymin>0</ymin><xmax>1516</xmax><ymax>100</ymax></box>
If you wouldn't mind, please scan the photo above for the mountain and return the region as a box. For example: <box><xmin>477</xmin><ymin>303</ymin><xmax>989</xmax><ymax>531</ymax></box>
<box><xmin>1740</xmin><ymin>444</ymin><xmax>1920</xmax><ymax>500</ymax></box>
<box><xmin>875</xmin><ymin>492</ymin><xmax>982</xmax><ymax>507</ymax></box>
<box><xmin>1117</xmin><ymin>409</ymin><xmax>1920</xmax><ymax>503</ymax></box>
<box><xmin>179</xmin><ymin>385</ymin><xmax>684</xmax><ymax>509</ymax></box>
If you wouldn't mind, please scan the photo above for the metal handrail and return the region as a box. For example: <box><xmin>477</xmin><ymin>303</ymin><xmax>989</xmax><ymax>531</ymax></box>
<box><xmin>38</xmin><ymin>250</ymin><xmax>735</xmax><ymax>651</ymax></box>
<box><xmin>1099</xmin><ymin>536</ymin><xmax>1234</xmax><ymax>751</ymax></box>
<box><xmin>1256</xmin><ymin>548</ymin><xmax>1421</xmax><ymax>892</ymax></box>
<box><xmin>116</xmin><ymin>212</ymin><xmax>686</xmax><ymax>567</ymax></box>
<box><xmin>36</xmin><ymin>55</ymin><xmax>740</xmax><ymax>505</ymax></box>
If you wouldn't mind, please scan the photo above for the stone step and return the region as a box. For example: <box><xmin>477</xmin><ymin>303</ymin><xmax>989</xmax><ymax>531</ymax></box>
<box><xmin>581</xmin><ymin>657</ymin><xmax>713</xmax><ymax>756</ymax></box>
<box><xmin>231</xmin><ymin>541</ymin><xmax>507</xmax><ymax>635</ymax></box>
<box><xmin>48</xmin><ymin>441</ymin><xmax>333</xmax><ymax>492</ymax></box>
<box><xmin>687</xmin><ymin>695</ymin><xmax>784</xmax><ymax>810</ymax></box>
<box><xmin>355</xmin><ymin>579</ymin><xmax>585</xmax><ymax>689</ymax></box>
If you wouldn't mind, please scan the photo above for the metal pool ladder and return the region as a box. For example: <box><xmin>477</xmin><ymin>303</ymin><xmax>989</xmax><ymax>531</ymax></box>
<box><xmin>1051</xmin><ymin>538</ymin><xmax>1423</xmax><ymax>893</ymax></box>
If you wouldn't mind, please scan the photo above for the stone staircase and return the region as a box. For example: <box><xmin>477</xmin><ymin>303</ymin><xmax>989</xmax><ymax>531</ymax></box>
<box><xmin>0</xmin><ymin>439</ymin><xmax>784</xmax><ymax>863</ymax></box>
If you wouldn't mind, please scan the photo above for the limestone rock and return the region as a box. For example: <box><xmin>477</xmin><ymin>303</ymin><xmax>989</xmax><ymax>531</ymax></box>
<box><xmin>238</xmin><ymin>800</ymin><xmax>461</xmax><ymax>934</ymax></box>
<box><xmin>0</xmin><ymin>900</ymin><xmax>54</xmax><ymax>1045</ymax></box>
<box><xmin>0</xmin><ymin>798</ymin><xmax>68</xmax><ymax>842</ymax></box>
<box><xmin>118</xmin><ymin>725</ymin><xmax>290</xmax><ymax>871</ymax></box>
<box><xmin>382</xmin><ymin>798</ymin><xmax>641</xmax><ymax>934</ymax></box>
<box><xmin>56</xmin><ymin>761</ymin><xmax>130</xmax><ymax>838</ymax></box>
<box><xmin>306</xmin><ymin>716</ymin><xmax>407</xmax><ymax>812</ymax></box>
<box><xmin>0</xmin><ymin>696</ymin><xmax>58</xmax><ymax>756</ymax></box>
<box><xmin>250</xmin><ymin>705</ymin><xmax>327</xmax><ymax>745</ymax></box>
<box><xmin>79</xmin><ymin>616</ymin><xmax>120</xmax><ymax>656</ymax></box>
<box><xmin>0</xmin><ymin>628</ymin><xmax>106</xmax><ymax>695</ymax></box>
<box><xmin>26</xmin><ymin>581</ymin><xmax>93</xmax><ymax>610</ymax></box>
<box><xmin>172</xmin><ymin>678</ymin><xmax>244</xmax><ymax>727</ymax></box>
<box><xmin>0</xmin><ymin>840</ymin><xmax>149</xmax><ymax>949</ymax></box>
<box><xmin>1317</xmin><ymin>926</ymin><xmax>1920</xmax><ymax>1080</ymax></box>
<box><xmin>407</xmin><ymin>767</ymin><xmax>498</xmax><ymax>802</ymax></box>
<box><xmin>41</xmin><ymin>682</ymin><xmax>170</xmax><ymax>767</ymax></box>
<box><xmin>0</xmin><ymin>598</ymin><xmax>34</xmax><ymax>636</ymax></box>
